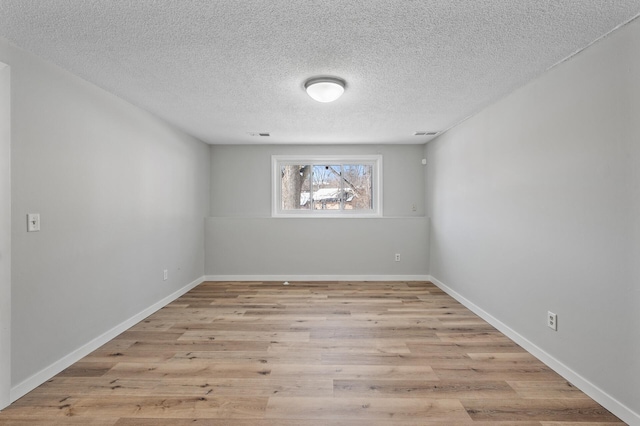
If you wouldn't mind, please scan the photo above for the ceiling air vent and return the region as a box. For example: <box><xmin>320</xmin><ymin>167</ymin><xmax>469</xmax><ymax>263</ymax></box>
<box><xmin>249</xmin><ymin>132</ymin><xmax>270</xmax><ymax>137</ymax></box>
<box><xmin>414</xmin><ymin>131</ymin><xmax>439</xmax><ymax>136</ymax></box>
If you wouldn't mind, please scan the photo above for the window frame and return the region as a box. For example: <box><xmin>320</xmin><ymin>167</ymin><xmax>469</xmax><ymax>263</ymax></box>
<box><xmin>271</xmin><ymin>154</ymin><xmax>383</xmax><ymax>218</ymax></box>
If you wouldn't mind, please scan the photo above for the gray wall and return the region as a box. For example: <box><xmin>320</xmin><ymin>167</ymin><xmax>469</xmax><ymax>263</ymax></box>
<box><xmin>210</xmin><ymin>144</ymin><xmax>426</xmax><ymax>217</ymax></box>
<box><xmin>207</xmin><ymin>144</ymin><xmax>429</xmax><ymax>277</ymax></box>
<box><xmin>206</xmin><ymin>217</ymin><xmax>428</xmax><ymax>278</ymax></box>
<box><xmin>0</xmin><ymin>62</ymin><xmax>10</xmax><ymax>408</ymax></box>
<box><xmin>2</xmin><ymin>39</ymin><xmax>210</xmax><ymax>388</ymax></box>
<box><xmin>425</xmin><ymin>18</ymin><xmax>640</xmax><ymax>422</ymax></box>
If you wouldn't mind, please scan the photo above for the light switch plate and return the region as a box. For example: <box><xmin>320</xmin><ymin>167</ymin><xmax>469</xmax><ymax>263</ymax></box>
<box><xmin>27</xmin><ymin>213</ymin><xmax>40</xmax><ymax>232</ymax></box>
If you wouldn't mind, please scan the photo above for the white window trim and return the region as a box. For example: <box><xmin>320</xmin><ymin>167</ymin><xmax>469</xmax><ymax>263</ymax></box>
<box><xmin>272</xmin><ymin>154</ymin><xmax>383</xmax><ymax>218</ymax></box>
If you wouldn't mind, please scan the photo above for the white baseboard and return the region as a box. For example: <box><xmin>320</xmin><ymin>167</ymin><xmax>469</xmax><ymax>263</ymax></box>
<box><xmin>10</xmin><ymin>276</ymin><xmax>205</xmax><ymax>403</ymax></box>
<box><xmin>204</xmin><ymin>275</ymin><xmax>430</xmax><ymax>282</ymax></box>
<box><xmin>427</xmin><ymin>275</ymin><xmax>640</xmax><ymax>426</ymax></box>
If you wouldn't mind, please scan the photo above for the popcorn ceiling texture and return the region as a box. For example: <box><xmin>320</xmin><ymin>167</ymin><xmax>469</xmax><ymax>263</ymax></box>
<box><xmin>1</xmin><ymin>1</ymin><xmax>639</xmax><ymax>144</ymax></box>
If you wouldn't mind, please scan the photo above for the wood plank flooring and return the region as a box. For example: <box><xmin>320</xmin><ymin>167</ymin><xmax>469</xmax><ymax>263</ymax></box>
<box><xmin>0</xmin><ymin>281</ymin><xmax>625</xmax><ymax>425</ymax></box>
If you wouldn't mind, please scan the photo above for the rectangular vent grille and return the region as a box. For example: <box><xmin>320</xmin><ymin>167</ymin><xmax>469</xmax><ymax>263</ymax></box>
<box><xmin>414</xmin><ymin>131</ymin><xmax>439</xmax><ymax>136</ymax></box>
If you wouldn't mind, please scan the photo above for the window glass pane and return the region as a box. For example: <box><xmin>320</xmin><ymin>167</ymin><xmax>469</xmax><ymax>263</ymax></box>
<box><xmin>343</xmin><ymin>164</ymin><xmax>373</xmax><ymax>210</ymax></box>
<box><xmin>280</xmin><ymin>164</ymin><xmax>311</xmax><ymax>210</ymax></box>
<box><xmin>312</xmin><ymin>165</ymin><xmax>342</xmax><ymax>210</ymax></box>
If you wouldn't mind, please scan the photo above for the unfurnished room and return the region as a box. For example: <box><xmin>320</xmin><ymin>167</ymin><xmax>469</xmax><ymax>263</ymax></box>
<box><xmin>0</xmin><ymin>1</ymin><xmax>639</xmax><ymax>425</ymax></box>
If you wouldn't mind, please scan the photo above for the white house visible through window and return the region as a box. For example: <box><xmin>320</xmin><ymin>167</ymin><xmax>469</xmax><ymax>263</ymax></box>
<box><xmin>272</xmin><ymin>155</ymin><xmax>382</xmax><ymax>217</ymax></box>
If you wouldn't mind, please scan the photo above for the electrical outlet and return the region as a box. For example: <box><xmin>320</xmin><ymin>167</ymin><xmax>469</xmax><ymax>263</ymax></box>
<box><xmin>547</xmin><ymin>311</ymin><xmax>557</xmax><ymax>331</ymax></box>
<box><xmin>163</xmin><ymin>269</ymin><xmax>168</xmax><ymax>281</ymax></box>
<box><xmin>395</xmin><ymin>253</ymin><xmax>401</xmax><ymax>262</ymax></box>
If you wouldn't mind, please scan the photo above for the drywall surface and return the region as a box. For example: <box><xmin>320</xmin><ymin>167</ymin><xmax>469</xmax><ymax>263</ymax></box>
<box><xmin>0</xmin><ymin>63</ymin><xmax>10</xmax><ymax>409</ymax></box>
<box><xmin>425</xmin><ymin>18</ymin><xmax>640</xmax><ymax>422</ymax></box>
<box><xmin>210</xmin><ymin>144</ymin><xmax>426</xmax><ymax>217</ymax></box>
<box><xmin>1</xmin><ymin>39</ymin><xmax>210</xmax><ymax>387</ymax></box>
<box><xmin>207</xmin><ymin>144</ymin><xmax>428</xmax><ymax>277</ymax></box>
<box><xmin>206</xmin><ymin>217</ymin><xmax>429</xmax><ymax>277</ymax></box>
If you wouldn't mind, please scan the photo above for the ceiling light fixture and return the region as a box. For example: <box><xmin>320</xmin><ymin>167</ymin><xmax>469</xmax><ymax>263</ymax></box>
<box><xmin>304</xmin><ymin>77</ymin><xmax>345</xmax><ymax>103</ymax></box>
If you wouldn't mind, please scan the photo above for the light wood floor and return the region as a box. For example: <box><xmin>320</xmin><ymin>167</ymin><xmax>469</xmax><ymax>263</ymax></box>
<box><xmin>0</xmin><ymin>281</ymin><xmax>625</xmax><ymax>425</ymax></box>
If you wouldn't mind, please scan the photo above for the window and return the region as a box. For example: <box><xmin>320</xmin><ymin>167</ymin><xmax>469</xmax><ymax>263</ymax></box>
<box><xmin>272</xmin><ymin>155</ymin><xmax>382</xmax><ymax>217</ymax></box>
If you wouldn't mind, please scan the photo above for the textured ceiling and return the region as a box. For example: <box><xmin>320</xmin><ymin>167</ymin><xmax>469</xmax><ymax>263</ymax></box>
<box><xmin>1</xmin><ymin>1</ymin><xmax>639</xmax><ymax>145</ymax></box>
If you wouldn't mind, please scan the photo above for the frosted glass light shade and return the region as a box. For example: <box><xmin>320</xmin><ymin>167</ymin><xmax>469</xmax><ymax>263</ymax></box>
<box><xmin>305</xmin><ymin>77</ymin><xmax>345</xmax><ymax>103</ymax></box>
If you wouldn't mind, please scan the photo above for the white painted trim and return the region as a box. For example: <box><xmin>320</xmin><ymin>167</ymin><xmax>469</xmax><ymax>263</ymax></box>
<box><xmin>427</xmin><ymin>275</ymin><xmax>640</xmax><ymax>426</ymax></box>
<box><xmin>0</xmin><ymin>62</ymin><xmax>10</xmax><ymax>411</ymax></box>
<box><xmin>205</xmin><ymin>275</ymin><xmax>430</xmax><ymax>282</ymax></box>
<box><xmin>9</xmin><ymin>276</ymin><xmax>205</xmax><ymax>403</ymax></box>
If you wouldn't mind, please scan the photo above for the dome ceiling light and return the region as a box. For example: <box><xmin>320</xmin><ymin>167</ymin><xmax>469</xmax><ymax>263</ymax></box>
<box><xmin>304</xmin><ymin>77</ymin><xmax>345</xmax><ymax>103</ymax></box>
